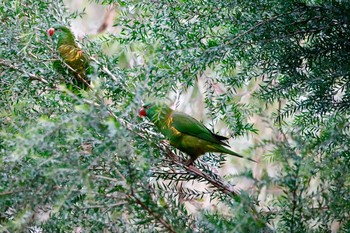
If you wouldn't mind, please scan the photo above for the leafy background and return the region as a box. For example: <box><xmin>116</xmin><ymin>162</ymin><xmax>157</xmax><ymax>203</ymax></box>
<box><xmin>1</xmin><ymin>0</ymin><xmax>349</xmax><ymax>232</ymax></box>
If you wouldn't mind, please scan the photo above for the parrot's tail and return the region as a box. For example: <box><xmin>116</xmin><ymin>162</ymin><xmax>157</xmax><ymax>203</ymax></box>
<box><xmin>219</xmin><ymin>145</ymin><xmax>256</xmax><ymax>163</ymax></box>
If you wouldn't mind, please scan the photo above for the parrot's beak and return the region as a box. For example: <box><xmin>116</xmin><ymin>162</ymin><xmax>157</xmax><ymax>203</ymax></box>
<box><xmin>48</xmin><ymin>28</ymin><xmax>55</xmax><ymax>37</ymax></box>
<box><xmin>139</xmin><ymin>107</ymin><xmax>146</xmax><ymax>117</ymax></box>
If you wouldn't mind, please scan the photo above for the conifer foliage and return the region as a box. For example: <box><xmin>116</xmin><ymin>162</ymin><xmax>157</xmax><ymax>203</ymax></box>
<box><xmin>1</xmin><ymin>0</ymin><xmax>349</xmax><ymax>232</ymax></box>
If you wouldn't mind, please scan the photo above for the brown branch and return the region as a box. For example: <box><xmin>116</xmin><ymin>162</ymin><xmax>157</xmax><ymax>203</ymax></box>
<box><xmin>0</xmin><ymin>190</ymin><xmax>17</xmax><ymax>196</ymax></box>
<box><xmin>97</xmin><ymin>4</ymin><xmax>117</xmax><ymax>33</ymax></box>
<box><xmin>159</xmin><ymin>141</ymin><xmax>239</xmax><ymax>196</ymax></box>
<box><xmin>0</xmin><ymin>58</ymin><xmax>49</xmax><ymax>84</ymax></box>
<box><xmin>129</xmin><ymin>193</ymin><xmax>177</xmax><ymax>233</ymax></box>
<box><xmin>91</xmin><ymin>144</ymin><xmax>176</xmax><ymax>231</ymax></box>
<box><xmin>89</xmin><ymin>56</ymin><xmax>119</xmax><ymax>83</ymax></box>
<box><xmin>60</xmin><ymin>61</ymin><xmax>92</xmax><ymax>90</ymax></box>
<box><xmin>79</xmin><ymin>201</ymin><xmax>127</xmax><ymax>210</ymax></box>
<box><xmin>77</xmin><ymin>72</ymin><xmax>92</xmax><ymax>90</ymax></box>
<box><xmin>277</xmin><ymin>99</ymin><xmax>289</xmax><ymax>142</ymax></box>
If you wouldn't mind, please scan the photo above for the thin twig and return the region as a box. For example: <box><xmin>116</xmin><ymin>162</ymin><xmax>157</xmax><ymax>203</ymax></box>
<box><xmin>129</xmin><ymin>193</ymin><xmax>177</xmax><ymax>233</ymax></box>
<box><xmin>59</xmin><ymin>59</ymin><xmax>92</xmax><ymax>90</ymax></box>
<box><xmin>0</xmin><ymin>58</ymin><xmax>49</xmax><ymax>84</ymax></box>
<box><xmin>79</xmin><ymin>201</ymin><xmax>127</xmax><ymax>210</ymax></box>
<box><xmin>97</xmin><ymin>4</ymin><xmax>117</xmax><ymax>33</ymax></box>
<box><xmin>94</xmin><ymin>175</ymin><xmax>121</xmax><ymax>183</ymax></box>
<box><xmin>159</xmin><ymin>141</ymin><xmax>239</xmax><ymax>195</ymax></box>
<box><xmin>90</xmin><ymin>56</ymin><xmax>119</xmax><ymax>83</ymax></box>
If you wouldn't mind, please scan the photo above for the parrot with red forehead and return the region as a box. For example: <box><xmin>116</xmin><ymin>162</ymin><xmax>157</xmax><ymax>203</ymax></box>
<box><xmin>48</xmin><ymin>24</ymin><xmax>90</xmax><ymax>90</ymax></box>
<box><xmin>139</xmin><ymin>103</ymin><xmax>255</xmax><ymax>165</ymax></box>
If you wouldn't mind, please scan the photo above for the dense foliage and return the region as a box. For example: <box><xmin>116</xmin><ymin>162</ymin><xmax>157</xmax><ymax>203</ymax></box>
<box><xmin>1</xmin><ymin>0</ymin><xmax>349</xmax><ymax>232</ymax></box>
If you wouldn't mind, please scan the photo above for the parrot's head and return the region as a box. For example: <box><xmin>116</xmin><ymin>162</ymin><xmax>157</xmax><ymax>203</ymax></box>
<box><xmin>47</xmin><ymin>24</ymin><xmax>70</xmax><ymax>37</ymax></box>
<box><xmin>47</xmin><ymin>24</ymin><xmax>75</xmax><ymax>45</ymax></box>
<box><xmin>139</xmin><ymin>103</ymin><xmax>171</xmax><ymax>122</ymax></box>
<box><xmin>139</xmin><ymin>103</ymin><xmax>154</xmax><ymax>118</ymax></box>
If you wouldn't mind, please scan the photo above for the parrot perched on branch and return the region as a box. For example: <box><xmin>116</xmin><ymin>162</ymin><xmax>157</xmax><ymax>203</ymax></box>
<box><xmin>139</xmin><ymin>103</ymin><xmax>255</xmax><ymax>165</ymax></box>
<box><xmin>48</xmin><ymin>24</ymin><xmax>90</xmax><ymax>90</ymax></box>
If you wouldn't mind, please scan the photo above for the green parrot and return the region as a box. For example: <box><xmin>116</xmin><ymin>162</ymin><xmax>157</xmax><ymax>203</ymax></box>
<box><xmin>139</xmin><ymin>103</ymin><xmax>255</xmax><ymax>165</ymax></box>
<box><xmin>48</xmin><ymin>24</ymin><xmax>90</xmax><ymax>90</ymax></box>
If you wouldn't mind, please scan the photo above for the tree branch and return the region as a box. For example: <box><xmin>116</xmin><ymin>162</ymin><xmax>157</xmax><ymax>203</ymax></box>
<box><xmin>97</xmin><ymin>4</ymin><xmax>117</xmax><ymax>33</ymax></box>
<box><xmin>89</xmin><ymin>56</ymin><xmax>120</xmax><ymax>83</ymax></box>
<box><xmin>0</xmin><ymin>58</ymin><xmax>49</xmax><ymax>84</ymax></box>
<box><xmin>159</xmin><ymin>141</ymin><xmax>239</xmax><ymax>195</ymax></box>
<box><xmin>128</xmin><ymin>193</ymin><xmax>177</xmax><ymax>233</ymax></box>
<box><xmin>79</xmin><ymin>201</ymin><xmax>127</xmax><ymax>210</ymax></box>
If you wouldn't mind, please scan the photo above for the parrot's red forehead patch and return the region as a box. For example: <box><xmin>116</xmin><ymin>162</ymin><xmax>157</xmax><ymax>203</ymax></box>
<box><xmin>139</xmin><ymin>107</ymin><xmax>147</xmax><ymax>117</ymax></box>
<box><xmin>48</xmin><ymin>28</ymin><xmax>55</xmax><ymax>36</ymax></box>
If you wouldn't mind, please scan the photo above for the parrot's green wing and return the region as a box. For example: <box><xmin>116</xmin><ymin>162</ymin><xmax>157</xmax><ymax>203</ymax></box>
<box><xmin>171</xmin><ymin>111</ymin><xmax>229</xmax><ymax>146</ymax></box>
<box><xmin>58</xmin><ymin>44</ymin><xmax>90</xmax><ymax>90</ymax></box>
<box><xmin>49</xmin><ymin>24</ymin><xmax>91</xmax><ymax>91</ymax></box>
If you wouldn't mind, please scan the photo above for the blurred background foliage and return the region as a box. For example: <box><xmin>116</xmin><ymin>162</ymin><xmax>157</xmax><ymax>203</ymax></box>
<box><xmin>1</xmin><ymin>0</ymin><xmax>349</xmax><ymax>232</ymax></box>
